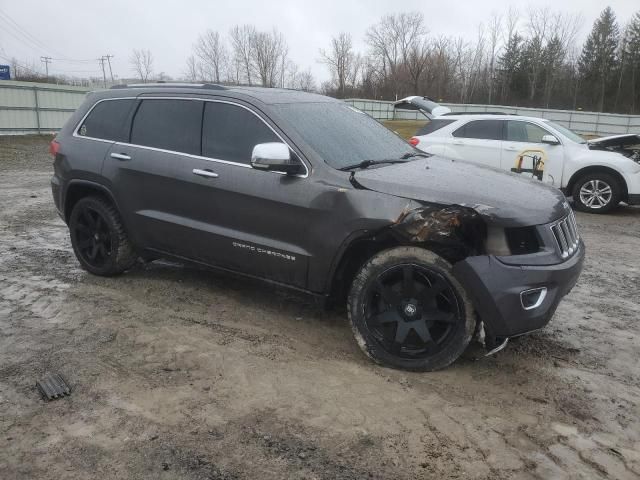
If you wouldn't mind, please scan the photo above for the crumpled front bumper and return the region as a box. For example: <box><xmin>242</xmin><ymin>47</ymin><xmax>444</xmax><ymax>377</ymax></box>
<box><xmin>452</xmin><ymin>241</ymin><xmax>585</xmax><ymax>338</ymax></box>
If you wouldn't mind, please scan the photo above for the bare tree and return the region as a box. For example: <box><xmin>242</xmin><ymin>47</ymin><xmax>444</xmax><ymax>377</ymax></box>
<box><xmin>319</xmin><ymin>33</ymin><xmax>357</xmax><ymax>97</ymax></box>
<box><xmin>487</xmin><ymin>13</ymin><xmax>502</xmax><ymax>103</ymax></box>
<box><xmin>184</xmin><ymin>55</ymin><xmax>200</xmax><ymax>82</ymax></box>
<box><xmin>365</xmin><ymin>12</ymin><xmax>428</xmax><ymax>97</ymax></box>
<box><xmin>406</xmin><ymin>37</ymin><xmax>430</xmax><ymax>93</ymax></box>
<box><xmin>251</xmin><ymin>29</ymin><xmax>287</xmax><ymax>87</ymax></box>
<box><xmin>295</xmin><ymin>69</ymin><xmax>316</xmax><ymax>92</ymax></box>
<box><xmin>230</xmin><ymin>24</ymin><xmax>256</xmax><ymax>85</ymax></box>
<box><xmin>130</xmin><ymin>49</ymin><xmax>154</xmax><ymax>83</ymax></box>
<box><xmin>194</xmin><ymin>30</ymin><xmax>227</xmax><ymax>83</ymax></box>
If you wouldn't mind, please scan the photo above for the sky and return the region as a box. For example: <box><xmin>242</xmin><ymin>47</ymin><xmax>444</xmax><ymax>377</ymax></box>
<box><xmin>1</xmin><ymin>0</ymin><xmax>638</xmax><ymax>84</ymax></box>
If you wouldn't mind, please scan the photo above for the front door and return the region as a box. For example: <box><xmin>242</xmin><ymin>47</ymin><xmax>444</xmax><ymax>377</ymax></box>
<box><xmin>163</xmin><ymin>100</ymin><xmax>318</xmax><ymax>288</ymax></box>
<box><xmin>501</xmin><ymin>120</ymin><xmax>565</xmax><ymax>186</ymax></box>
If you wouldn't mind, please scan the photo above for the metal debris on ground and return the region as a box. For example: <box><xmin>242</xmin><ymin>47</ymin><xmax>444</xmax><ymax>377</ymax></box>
<box><xmin>36</xmin><ymin>373</ymin><xmax>71</xmax><ymax>401</ymax></box>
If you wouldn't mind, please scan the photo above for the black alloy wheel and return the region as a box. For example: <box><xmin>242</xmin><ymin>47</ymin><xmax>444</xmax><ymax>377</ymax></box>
<box><xmin>364</xmin><ymin>263</ymin><xmax>462</xmax><ymax>359</ymax></box>
<box><xmin>73</xmin><ymin>204</ymin><xmax>112</xmax><ymax>268</ymax></box>
<box><xmin>68</xmin><ymin>196</ymin><xmax>137</xmax><ymax>276</ymax></box>
<box><xmin>348</xmin><ymin>247</ymin><xmax>475</xmax><ymax>371</ymax></box>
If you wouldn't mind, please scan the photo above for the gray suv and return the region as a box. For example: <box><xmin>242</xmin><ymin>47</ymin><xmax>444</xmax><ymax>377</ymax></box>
<box><xmin>50</xmin><ymin>84</ymin><xmax>585</xmax><ymax>371</ymax></box>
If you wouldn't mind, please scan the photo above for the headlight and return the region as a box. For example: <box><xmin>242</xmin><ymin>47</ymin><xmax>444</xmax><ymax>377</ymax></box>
<box><xmin>485</xmin><ymin>226</ymin><xmax>541</xmax><ymax>256</ymax></box>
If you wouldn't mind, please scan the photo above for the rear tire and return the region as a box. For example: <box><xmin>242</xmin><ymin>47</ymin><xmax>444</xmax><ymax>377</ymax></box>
<box><xmin>347</xmin><ymin>247</ymin><xmax>475</xmax><ymax>371</ymax></box>
<box><xmin>572</xmin><ymin>172</ymin><xmax>621</xmax><ymax>214</ymax></box>
<box><xmin>68</xmin><ymin>196</ymin><xmax>137</xmax><ymax>276</ymax></box>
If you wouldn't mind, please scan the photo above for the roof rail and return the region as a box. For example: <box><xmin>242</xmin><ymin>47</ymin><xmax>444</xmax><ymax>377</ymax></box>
<box><xmin>441</xmin><ymin>111</ymin><xmax>517</xmax><ymax>116</ymax></box>
<box><xmin>110</xmin><ymin>83</ymin><xmax>227</xmax><ymax>90</ymax></box>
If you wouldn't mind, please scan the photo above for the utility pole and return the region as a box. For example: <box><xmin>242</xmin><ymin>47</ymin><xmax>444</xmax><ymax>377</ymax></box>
<box><xmin>40</xmin><ymin>56</ymin><xmax>52</xmax><ymax>79</ymax></box>
<box><xmin>98</xmin><ymin>57</ymin><xmax>107</xmax><ymax>88</ymax></box>
<box><xmin>104</xmin><ymin>54</ymin><xmax>114</xmax><ymax>82</ymax></box>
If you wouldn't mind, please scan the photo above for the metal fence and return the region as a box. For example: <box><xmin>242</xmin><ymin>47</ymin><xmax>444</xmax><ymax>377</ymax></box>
<box><xmin>0</xmin><ymin>80</ymin><xmax>89</xmax><ymax>135</ymax></box>
<box><xmin>1</xmin><ymin>80</ymin><xmax>639</xmax><ymax>137</ymax></box>
<box><xmin>345</xmin><ymin>99</ymin><xmax>640</xmax><ymax>137</ymax></box>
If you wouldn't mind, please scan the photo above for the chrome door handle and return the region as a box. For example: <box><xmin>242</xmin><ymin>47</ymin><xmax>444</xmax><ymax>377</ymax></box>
<box><xmin>110</xmin><ymin>153</ymin><xmax>131</xmax><ymax>161</ymax></box>
<box><xmin>505</xmin><ymin>146</ymin><xmax>518</xmax><ymax>151</ymax></box>
<box><xmin>193</xmin><ymin>168</ymin><xmax>219</xmax><ymax>178</ymax></box>
<box><xmin>452</xmin><ymin>140</ymin><xmax>464</xmax><ymax>145</ymax></box>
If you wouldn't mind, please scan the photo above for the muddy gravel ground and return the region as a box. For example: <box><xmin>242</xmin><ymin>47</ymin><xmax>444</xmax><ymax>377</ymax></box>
<box><xmin>1</xmin><ymin>135</ymin><xmax>639</xmax><ymax>480</ymax></box>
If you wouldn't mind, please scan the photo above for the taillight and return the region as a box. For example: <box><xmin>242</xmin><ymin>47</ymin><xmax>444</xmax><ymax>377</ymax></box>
<box><xmin>409</xmin><ymin>137</ymin><xmax>420</xmax><ymax>147</ymax></box>
<box><xmin>49</xmin><ymin>139</ymin><xmax>60</xmax><ymax>157</ymax></box>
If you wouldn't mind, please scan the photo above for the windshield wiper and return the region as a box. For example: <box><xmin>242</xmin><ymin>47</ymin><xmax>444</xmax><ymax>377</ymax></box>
<box><xmin>338</xmin><ymin>159</ymin><xmax>408</xmax><ymax>171</ymax></box>
<box><xmin>400</xmin><ymin>151</ymin><xmax>430</xmax><ymax>159</ymax></box>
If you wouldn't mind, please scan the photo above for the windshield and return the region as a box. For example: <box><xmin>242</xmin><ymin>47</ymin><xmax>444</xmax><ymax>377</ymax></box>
<box><xmin>543</xmin><ymin>120</ymin><xmax>586</xmax><ymax>144</ymax></box>
<box><xmin>276</xmin><ymin>103</ymin><xmax>414</xmax><ymax>169</ymax></box>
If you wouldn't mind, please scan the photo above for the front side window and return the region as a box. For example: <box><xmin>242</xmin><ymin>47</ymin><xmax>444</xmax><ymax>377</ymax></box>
<box><xmin>505</xmin><ymin>121</ymin><xmax>549</xmax><ymax>143</ymax></box>
<box><xmin>78</xmin><ymin>99</ymin><xmax>135</xmax><ymax>142</ymax></box>
<box><xmin>130</xmin><ymin>99</ymin><xmax>203</xmax><ymax>155</ymax></box>
<box><xmin>452</xmin><ymin>120</ymin><xmax>504</xmax><ymax>140</ymax></box>
<box><xmin>202</xmin><ymin>102</ymin><xmax>279</xmax><ymax>164</ymax></box>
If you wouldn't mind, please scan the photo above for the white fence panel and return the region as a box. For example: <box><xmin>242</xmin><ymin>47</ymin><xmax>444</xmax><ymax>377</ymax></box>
<box><xmin>0</xmin><ymin>80</ymin><xmax>90</xmax><ymax>134</ymax></box>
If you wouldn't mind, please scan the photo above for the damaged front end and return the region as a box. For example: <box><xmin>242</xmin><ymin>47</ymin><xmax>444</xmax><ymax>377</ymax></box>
<box><xmin>382</xmin><ymin>201</ymin><xmax>584</xmax><ymax>352</ymax></box>
<box><xmin>390</xmin><ymin>204</ymin><xmax>486</xmax><ymax>260</ymax></box>
<box><xmin>588</xmin><ymin>134</ymin><xmax>640</xmax><ymax>162</ymax></box>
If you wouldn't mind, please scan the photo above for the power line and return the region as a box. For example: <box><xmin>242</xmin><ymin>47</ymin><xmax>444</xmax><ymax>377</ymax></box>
<box><xmin>0</xmin><ymin>54</ymin><xmax>41</xmax><ymax>76</ymax></box>
<box><xmin>0</xmin><ymin>7</ymin><xmax>68</xmax><ymax>58</ymax></box>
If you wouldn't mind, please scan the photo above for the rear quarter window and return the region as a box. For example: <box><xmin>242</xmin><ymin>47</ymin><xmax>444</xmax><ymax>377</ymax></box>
<box><xmin>77</xmin><ymin>99</ymin><xmax>136</xmax><ymax>142</ymax></box>
<box><xmin>416</xmin><ymin>119</ymin><xmax>455</xmax><ymax>136</ymax></box>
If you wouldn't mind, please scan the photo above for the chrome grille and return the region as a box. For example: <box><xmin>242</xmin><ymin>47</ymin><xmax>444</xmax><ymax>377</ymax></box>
<box><xmin>550</xmin><ymin>212</ymin><xmax>580</xmax><ymax>259</ymax></box>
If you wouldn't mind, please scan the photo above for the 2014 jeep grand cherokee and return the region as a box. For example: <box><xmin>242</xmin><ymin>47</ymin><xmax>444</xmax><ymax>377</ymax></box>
<box><xmin>50</xmin><ymin>84</ymin><xmax>585</xmax><ymax>371</ymax></box>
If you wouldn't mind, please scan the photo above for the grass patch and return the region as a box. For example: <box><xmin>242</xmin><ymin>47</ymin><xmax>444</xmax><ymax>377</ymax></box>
<box><xmin>382</xmin><ymin>120</ymin><xmax>428</xmax><ymax>140</ymax></box>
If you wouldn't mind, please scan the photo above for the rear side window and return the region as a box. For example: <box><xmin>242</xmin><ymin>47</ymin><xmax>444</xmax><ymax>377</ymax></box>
<box><xmin>505</xmin><ymin>121</ymin><xmax>549</xmax><ymax>143</ymax></box>
<box><xmin>416</xmin><ymin>119</ymin><xmax>455</xmax><ymax>136</ymax></box>
<box><xmin>453</xmin><ymin>120</ymin><xmax>504</xmax><ymax>140</ymax></box>
<box><xmin>78</xmin><ymin>99</ymin><xmax>135</xmax><ymax>142</ymax></box>
<box><xmin>202</xmin><ymin>102</ymin><xmax>279</xmax><ymax>164</ymax></box>
<box><xmin>131</xmin><ymin>99</ymin><xmax>203</xmax><ymax>155</ymax></box>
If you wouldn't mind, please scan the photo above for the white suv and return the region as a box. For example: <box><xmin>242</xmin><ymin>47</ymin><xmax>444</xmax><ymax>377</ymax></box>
<box><xmin>409</xmin><ymin>114</ymin><xmax>640</xmax><ymax>213</ymax></box>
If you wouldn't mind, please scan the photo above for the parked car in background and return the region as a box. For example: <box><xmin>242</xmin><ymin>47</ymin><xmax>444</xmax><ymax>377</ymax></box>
<box><xmin>409</xmin><ymin>113</ymin><xmax>640</xmax><ymax>213</ymax></box>
<box><xmin>50</xmin><ymin>84</ymin><xmax>584</xmax><ymax>371</ymax></box>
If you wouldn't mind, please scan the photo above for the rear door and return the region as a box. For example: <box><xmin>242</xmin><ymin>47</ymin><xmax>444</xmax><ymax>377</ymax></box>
<box><xmin>103</xmin><ymin>98</ymin><xmax>205</xmax><ymax>252</ymax></box>
<box><xmin>448</xmin><ymin>120</ymin><xmax>504</xmax><ymax>169</ymax></box>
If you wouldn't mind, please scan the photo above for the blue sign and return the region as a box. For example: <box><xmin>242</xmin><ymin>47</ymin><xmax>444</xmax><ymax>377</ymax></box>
<box><xmin>0</xmin><ymin>65</ymin><xmax>10</xmax><ymax>80</ymax></box>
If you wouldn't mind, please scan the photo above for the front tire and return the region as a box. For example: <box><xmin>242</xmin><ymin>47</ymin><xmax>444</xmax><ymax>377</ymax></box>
<box><xmin>347</xmin><ymin>247</ymin><xmax>475</xmax><ymax>371</ymax></box>
<box><xmin>68</xmin><ymin>196</ymin><xmax>137</xmax><ymax>276</ymax></box>
<box><xmin>572</xmin><ymin>172</ymin><xmax>621</xmax><ymax>213</ymax></box>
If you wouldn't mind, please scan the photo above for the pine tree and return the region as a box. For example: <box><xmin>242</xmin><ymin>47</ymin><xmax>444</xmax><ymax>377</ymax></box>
<box><xmin>625</xmin><ymin>11</ymin><xmax>640</xmax><ymax>113</ymax></box>
<box><xmin>578</xmin><ymin>7</ymin><xmax>620</xmax><ymax>112</ymax></box>
<box><xmin>498</xmin><ymin>33</ymin><xmax>524</xmax><ymax>104</ymax></box>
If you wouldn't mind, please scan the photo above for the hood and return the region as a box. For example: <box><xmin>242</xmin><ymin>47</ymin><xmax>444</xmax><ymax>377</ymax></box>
<box><xmin>354</xmin><ymin>156</ymin><xmax>569</xmax><ymax>227</ymax></box>
<box><xmin>393</xmin><ymin>96</ymin><xmax>451</xmax><ymax>118</ymax></box>
<box><xmin>587</xmin><ymin>134</ymin><xmax>640</xmax><ymax>148</ymax></box>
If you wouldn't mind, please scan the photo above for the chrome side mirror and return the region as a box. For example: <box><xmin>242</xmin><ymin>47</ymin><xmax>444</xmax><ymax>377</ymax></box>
<box><xmin>251</xmin><ymin>142</ymin><xmax>304</xmax><ymax>175</ymax></box>
<box><xmin>541</xmin><ymin>134</ymin><xmax>560</xmax><ymax>145</ymax></box>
